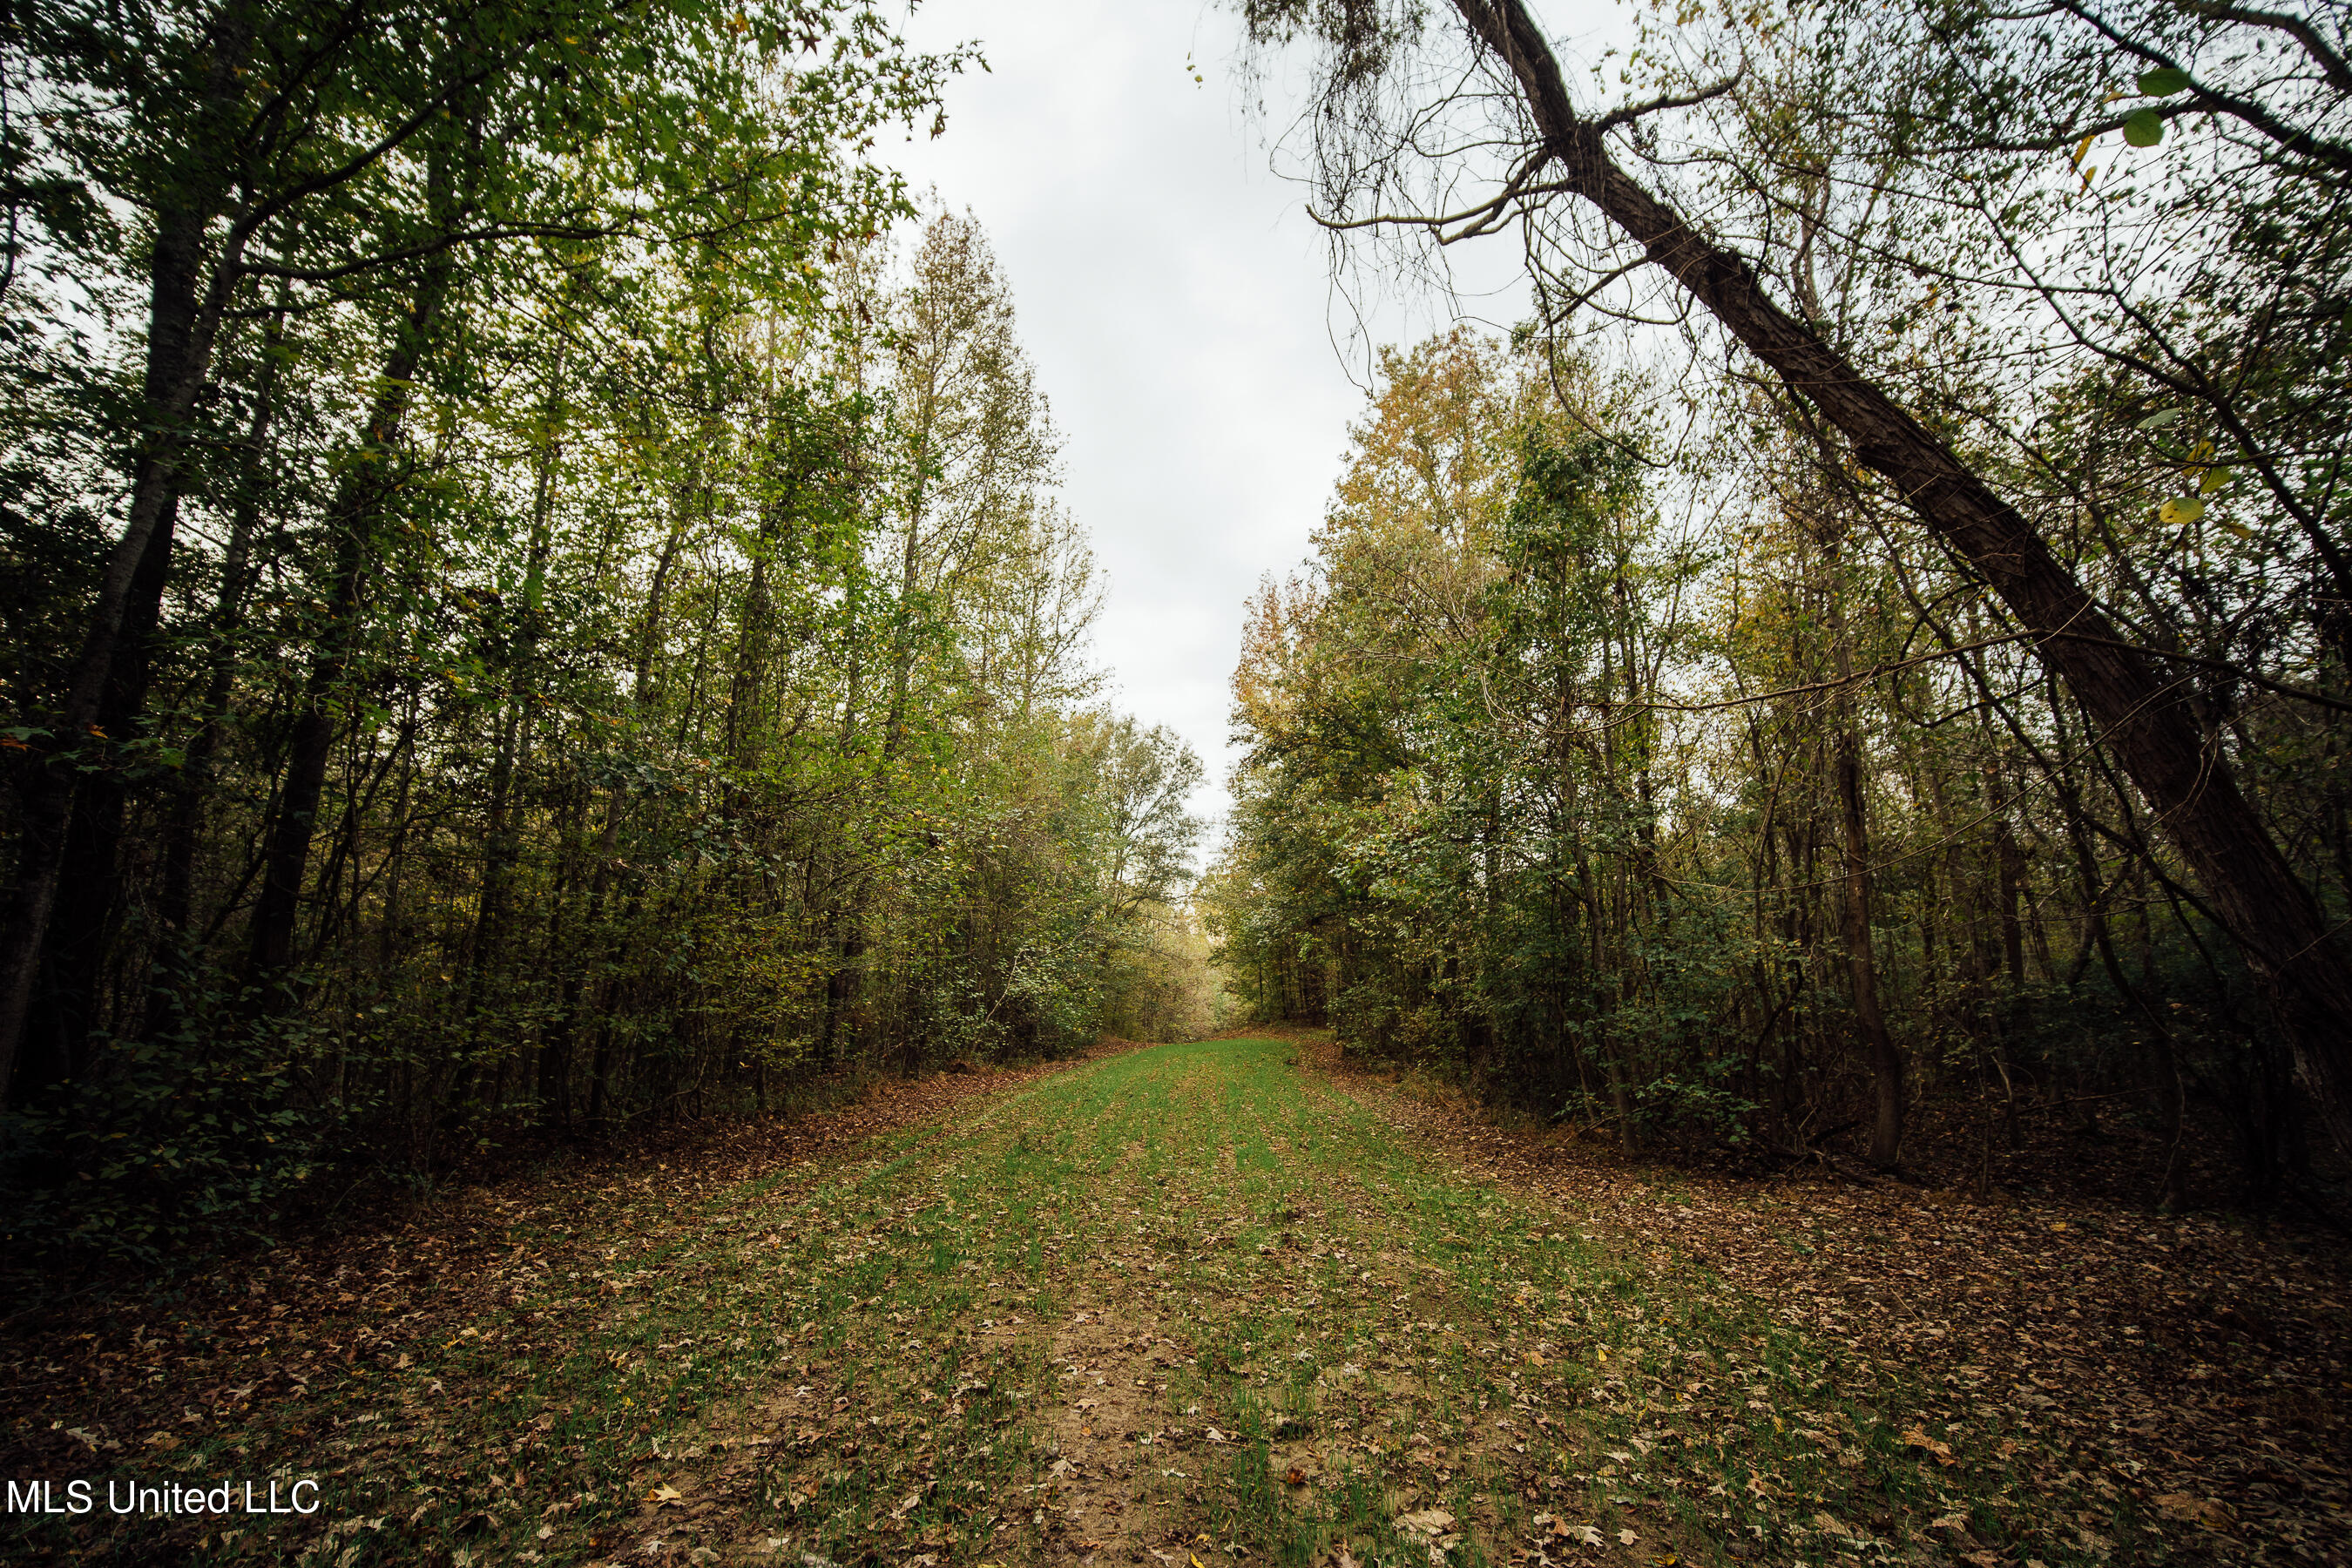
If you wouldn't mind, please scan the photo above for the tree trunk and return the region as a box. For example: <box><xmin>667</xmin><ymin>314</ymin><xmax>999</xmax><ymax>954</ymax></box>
<box><xmin>0</xmin><ymin>7</ymin><xmax>257</xmax><ymax>1098</ymax></box>
<box><xmin>1455</xmin><ymin>0</ymin><xmax>2352</xmax><ymax>1148</ymax></box>
<box><xmin>565</xmin><ymin>488</ymin><xmax>689</xmax><ymax>1127</ymax></box>
<box><xmin>1819</xmin><ymin>540</ymin><xmax>1903</xmax><ymax>1166</ymax></box>
<box><xmin>247</xmin><ymin>267</ymin><xmax>450</xmax><ymax>993</ymax></box>
<box><xmin>149</xmin><ymin>318</ymin><xmax>284</xmax><ymax>1031</ymax></box>
<box><xmin>1836</xmin><ymin>711</ymin><xmax>1901</xmax><ymax>1166</ymax></box>
<box><xmin>17</xmin><ymin>487</ymin><xmax>182</xmax><ymax>1099</ymax></box>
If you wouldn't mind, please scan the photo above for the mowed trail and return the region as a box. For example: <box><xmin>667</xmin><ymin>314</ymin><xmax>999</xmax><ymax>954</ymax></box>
<box><xmin>10</xmin><ymin>1038</ymin><xmax>2181</xmax><ymax>1568</ymax></box>
<box><xmin>603</xmin><ymin>1038</ymin><xmax>2103</xmax><ymax>1568</ymax></box>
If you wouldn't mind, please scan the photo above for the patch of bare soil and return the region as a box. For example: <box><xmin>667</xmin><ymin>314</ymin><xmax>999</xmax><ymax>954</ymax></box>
<box><xmin>1306</xmin><ymin>1036</ymin><xmax>2352</xmax><ymax>1565</ymax></box>
<box><xmin>1033</xmin><ymin>1306</ymin><xmax>1176</xmax><ymax>1562</ymax></box>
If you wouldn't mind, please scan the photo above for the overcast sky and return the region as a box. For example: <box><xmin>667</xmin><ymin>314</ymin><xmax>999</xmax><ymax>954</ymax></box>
<box><xmin>883</xmin><ymin>1</ymin><xmax>1617</xmax><ymax>832</ymax></box>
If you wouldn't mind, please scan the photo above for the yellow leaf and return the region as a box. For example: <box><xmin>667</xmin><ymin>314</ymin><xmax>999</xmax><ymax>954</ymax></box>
<box><xmin>2159</xmin><ymin>497</ymin><xmax>2206</xmax><ymax>527</ymax></box>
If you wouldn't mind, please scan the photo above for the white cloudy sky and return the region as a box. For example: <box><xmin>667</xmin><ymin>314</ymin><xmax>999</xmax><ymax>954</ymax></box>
<box><xmin>882</xmin><ymin>1</ymin><xmax>1622</xmax><ymax>829</ymax></box>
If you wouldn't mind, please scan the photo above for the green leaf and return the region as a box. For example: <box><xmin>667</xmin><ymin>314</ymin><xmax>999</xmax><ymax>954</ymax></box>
<box><xmin>2137</xmin><ymin>67</ymin><xmax>2192</xmax><ymax>97</ymax></box>
<box><xmin>2136</xmin><ymin>409</ymin><xmax>2182</xmax><ymax>429</ymax></box>
<box><xmin>2123</xmin><ymin>107</ymin><xmax>2165</xmax><ymax>146</ymax></box>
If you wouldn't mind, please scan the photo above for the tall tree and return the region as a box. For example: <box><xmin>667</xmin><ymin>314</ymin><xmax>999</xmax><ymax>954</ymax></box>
<box><xmin>1233</xmin><ymin>0</ymin><xmax>2352</xmax><ymax>1146</ymax></box>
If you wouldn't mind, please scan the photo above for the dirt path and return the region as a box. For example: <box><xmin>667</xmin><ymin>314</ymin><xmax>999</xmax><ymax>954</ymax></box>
<box><xmin>4</xmin><ymin>1037</ymin><xmax>2343</xmax><ymax>1567</ymax></box>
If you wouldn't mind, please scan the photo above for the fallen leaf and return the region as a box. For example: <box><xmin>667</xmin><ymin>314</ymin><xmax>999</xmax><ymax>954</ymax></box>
<box><xmin>645</xmin><ymin>1484</ymin><xmax>682</xmax><ymax>1506</ymax></box>
<box><xmin>1900</xmin><ymin>1427</ymin><xmax>1957</xmax><ymax>1466</ymax></box>
<box><xmin>2153</xmin><ymin>1494</ymin><xmax>2234</xmax><ymax>1530</ymax></box>
<box><xmin>1617</xmin><ymin>1527</ymin><xmax>1638</xmax><ymax>1546</ymax></box>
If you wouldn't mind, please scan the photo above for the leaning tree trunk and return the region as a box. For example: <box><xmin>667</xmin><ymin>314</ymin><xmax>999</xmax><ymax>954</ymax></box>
<box><xmin>247</xmin><ymin>266</ymin><xmax>450</xmax><ymax>994</ymax></box>
<box><xmin>1454</xmin><ymin>0</ymin><xmax>2352</xmax><ymax>1148</ymax></box>
<box><xmin>0</xmin><ymin>0</ymin><xmax>263</xmax><ymax>1105</ymax></box>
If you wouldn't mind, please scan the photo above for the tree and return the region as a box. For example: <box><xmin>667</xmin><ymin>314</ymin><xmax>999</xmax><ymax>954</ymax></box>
<box><xmin>1233</xmin><ymin>0</ymin><xmax>2352</xmax><ymax>1148</ymax></box>
<box><xmin>0</xmin><ymin>0</ymin><xmax>956</xmax><ymax>1104</ymax></box>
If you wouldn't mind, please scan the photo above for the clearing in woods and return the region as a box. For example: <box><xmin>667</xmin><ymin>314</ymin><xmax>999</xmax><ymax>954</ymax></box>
<box><xmin>534</xmin><ymin>1036</ymin><xmax>2119</xmax><ymax>1566</ymax></box>
<box><xmin>10</xmin><ymin>1035</ymin><xmax>2341</xmax><ymax>1567</ymax></box>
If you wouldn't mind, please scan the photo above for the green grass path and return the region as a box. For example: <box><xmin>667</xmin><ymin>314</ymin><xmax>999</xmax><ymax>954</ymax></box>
<box><xmin>558</xmin><ymin>1038</ymin><xmax>2098</xmax><ymax>1568</ymax></box>
<box><xmin>46</xmin><ymin>1038</ymin><xmax>2113</xmax><ymax>1566</ymax></box>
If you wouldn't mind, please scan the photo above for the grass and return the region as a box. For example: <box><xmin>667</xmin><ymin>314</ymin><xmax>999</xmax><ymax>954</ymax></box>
<box><xmin>5</xmin><ymin>1037</ymin><xmax>2133</xmax><ymax>1566</ymax></box>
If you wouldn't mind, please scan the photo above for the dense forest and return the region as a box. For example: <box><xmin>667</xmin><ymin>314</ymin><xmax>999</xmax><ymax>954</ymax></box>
<box><xmin>5</xmin><ymin>0</ymin><xmax>2349</xmax><ymax>1273</ymax></box>
<box><xmin>0</xmin><ymin>0</ymin><xmax>1208</xmax><ymax>1260</ymax></box>
<box><xmin>1207</xmin><ymin>0</ymin><xmax>2352</xmax><ymax>1215</ymax></box>
<box><xmin>2</xmin><ymin>3</ymin><xmax>2347</xmax><ymax>1565</ymax></box>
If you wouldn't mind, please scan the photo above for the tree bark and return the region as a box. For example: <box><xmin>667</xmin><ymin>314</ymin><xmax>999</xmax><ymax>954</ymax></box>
<box><xmin>1455</xmin><ymin>0</ymin><xmax>2352</xmax><ymax>1148</ymax></box>
<box><xmin>565</xmin><ymin>486</ymin><xmax>689</xmax><ymax>1125</ymax></box>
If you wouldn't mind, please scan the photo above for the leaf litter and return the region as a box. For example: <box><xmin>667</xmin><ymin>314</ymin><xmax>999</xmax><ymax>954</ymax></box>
<box><xmin>1</xmin><ymin>1029</ymin><xmax>2342</xmax><ymax>1568</ymax></box>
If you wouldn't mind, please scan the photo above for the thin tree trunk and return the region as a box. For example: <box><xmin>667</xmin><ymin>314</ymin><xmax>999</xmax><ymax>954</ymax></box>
<box><xmin>569</xmin><ymin>484</ymin><xmax>690</xmax><ymax>1126</ymax></box>
<box><xmin>149</xmin><ymin>313</ymin><xmax>286</xmax><ymax>1031</ymax></box>
<box><xmin>1817</xmin><ymin>530</ymin><xmax>1903</xmax><ymax>1166</ymax></box>
<box><xmin>457</xmin><ymin>357</ymin><xmax>562</xmax><ymax>1115</ymax></box>
<box><xmin>247</xmin><ymin>263</ymin><xmax>452</xmax><ymax>994</ymax></box>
